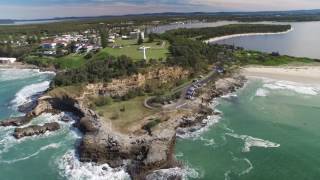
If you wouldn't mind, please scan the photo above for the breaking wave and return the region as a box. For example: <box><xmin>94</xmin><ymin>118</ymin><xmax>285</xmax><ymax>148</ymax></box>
<box><xmin>146</xmin><ymin>166</ymin><xmax>202</xmax><ymax>180</ymax></box>
<box><xmin>262</xmin><ymin>80</ymin><xmax>320</xmax><ymax>96</ymax></box>
<box><xmin>226</xmin><ymin>133</ymin><xmax>280</xmax><ymax>152</ymax></box>
<box><xmin>58</xmin><ymin>150</ymin><xmax>131</xmax><ymax>180</ymax></box>
<box><xmin>176</xmin><ymin>114</ymin><xmax>221</xmax><ymax>139</ymax></box>
<box><xmin>0</xmin><ymin>113</ymin><xmax>76</xmax><ymax>156</ymax></box>
<box><xmin>0</xmin><ymin>143</ymin><xmax>61</xmax><ymax>164</ymax></box>
<box><xmin>0</xmin><ymin>69</ymin><xmax>54</xmax><ymax>81</ymax></box>
<box><xmin>10</xmin><ymin>80</ymin><xmax>51</xmax><ymax>109</ymax></box>
<box><xmin>255</xmin><ymin>88</ymin><xmax>269</xmax><ymax>97</ymax></box>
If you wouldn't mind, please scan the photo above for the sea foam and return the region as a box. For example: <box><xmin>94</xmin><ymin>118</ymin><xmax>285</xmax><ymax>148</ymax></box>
<box><xmin>226</xmin><ymin>133</ymin><xmax>280</xmax><ymax>152</ymax></box>
<box><xmin>255</xmin><ymin>88</ymin><xmax>269</xmax><ymax>97</ymax></box>
<box><xmin>10</xmin><ymin>80</ymin><xmax>50</xmax><ymax>108</ymax></box>
<box><xmin>177</xmin><ymin>114</ymin><xmax>221</xmax><ymax>139</ymax></box>
<box><xmin>0</xmin><ymin>143</ymin><xmax>61</xmax><ymax>164</ymax></box>
<box><xmin>263</xmin><ymin>80</ymin><xmax>320</xmax><ymax>96</ymax></box>
<box><xmin>0</xmin><ymin>69</ymin><xmax>54</xmax><ymax>81</ymax></box>
<box><xmin>146</xmin><ymin>166</ymin><xmax>201</xmax><ymax>180</ymax></box>
<box><xmin>58</xmin><ymin>150</ymin><xmax>131</xmax><ymax>180</ymax></box>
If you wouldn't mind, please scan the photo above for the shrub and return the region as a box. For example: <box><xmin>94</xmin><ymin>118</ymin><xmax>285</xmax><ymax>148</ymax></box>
<box><xmin>94</xmin><ymin>96</ymin><xmax>113</xmax><ymax>107</ymax></box>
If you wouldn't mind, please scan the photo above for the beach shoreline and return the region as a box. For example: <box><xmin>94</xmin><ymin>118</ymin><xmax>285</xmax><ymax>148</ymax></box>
<box><xmin>0</xmin><ymin>62</ymin><xmax>38</xmax><ymax>69</ymax></box>
<box><xmin>205</xmin><ymin>27</ymin><xmax>294</xmax><ymax>43</ymax></box>
<box><xmin>242</xmin><ymin>65</ymin><xmax>320</xmax><ymax>85</ymax></box>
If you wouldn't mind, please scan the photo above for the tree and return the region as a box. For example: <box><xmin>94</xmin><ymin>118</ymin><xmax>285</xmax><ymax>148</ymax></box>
<box><xmin>137</xmin><ymin>33</ymin><xmax>143</xmax><ymax>45</ymax></box>
<box><xmin>68</xmin><ymin>41</ymin><xmax>77</xmax><ymax>53</ymax></box>
<box><xmin>148</xmin><ymin>33</ymin><xmax>155</xmax><ymax>43</ymax></box>
<box><xmin>100</xmin><ymin>29</ymin><xmax>108</xmax><ymax>48</ymax></box>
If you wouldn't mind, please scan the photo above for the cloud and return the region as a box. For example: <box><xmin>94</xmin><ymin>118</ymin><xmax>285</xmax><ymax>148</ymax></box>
<box><xmin>187</xmin><ymin>0</ymin><xmax>320</xmax><ymax>11</ymax></box>
<box><xmin>0</xmin><ymin>3</ymin><xmax>197</xmax><ymax>19</ymax></box>
<box><xmin>1</xmin><ymin>0</ymin><xmax>320</xmax><ymax>19</ymax></box>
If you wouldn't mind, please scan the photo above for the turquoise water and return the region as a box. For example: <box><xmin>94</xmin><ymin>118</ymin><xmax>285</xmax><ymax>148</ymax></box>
<box><xmin>176</xmin><ymin>79</ymin><xmax>320</xmax><ymax>180</ymax></box>
<box><xmin>0</xmin><ymin>69</ymin><xmax>75</xmax><ymax>180</ymax></box>
<box><xmin>1</xmin><ymin>70</ymin><xmax>320</xmax><ymax>180</ymax></box>
<box><xmin>0</xmin><ymin>69</ymin><xmax>130</xmax><ymax>180</ymax></box>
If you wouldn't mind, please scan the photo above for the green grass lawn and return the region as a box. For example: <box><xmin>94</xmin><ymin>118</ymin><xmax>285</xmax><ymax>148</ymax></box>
<box><xmin>55</xmin><ymin>54</ymin><xmax>85</xmax><ymax>69</ymax></box>
<box><xmin>95</xmin><ymin>96</ymin><xmax>157</xmax><ymax>132</ymax></box>
<box><xmin>24</xmin><ymin>54</ymin><xmax>86</xmax><ymax>69</ymax></box>
<box><xmin>99</xmin><ymin>38</ymin><xmax>169</xmax><ymax>61</ymax></box>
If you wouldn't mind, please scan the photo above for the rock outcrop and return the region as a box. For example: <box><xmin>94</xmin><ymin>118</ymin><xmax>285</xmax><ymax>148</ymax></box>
<box><xmin>13</xmin><ymin>122</ymin><xmax>60</xmax><ymax>139</ymax></box>
<box><xmin>0</xmin><ymin>117</ymin><xmax>31</xmax><ymax>127</ymax></box>
<box><xmin>0</xmin><ymin>69</ymin><xmax>246</xmax><ymax>179</ymax></box>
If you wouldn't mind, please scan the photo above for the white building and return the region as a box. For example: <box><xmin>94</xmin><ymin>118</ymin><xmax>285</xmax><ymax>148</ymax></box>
<box><xmin>0</xmin><ymin>57</ymin><xmax>17</xmax><ymax>64</ymax></box>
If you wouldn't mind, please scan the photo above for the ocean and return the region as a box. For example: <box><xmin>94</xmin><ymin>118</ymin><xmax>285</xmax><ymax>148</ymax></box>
<box><xmin>176</xmin><ymin>78</ymin><xmax>320</xmax><ymax>180</ymax></box>
<box><xmin>0</xmin><ymin>69</ymin><xmax>129</xmax><ymax>180</ymax></box>
<box><xmin>1</xmin><ymin>67</ymin><xmax>320</xmax><ymax>179</ymax></box>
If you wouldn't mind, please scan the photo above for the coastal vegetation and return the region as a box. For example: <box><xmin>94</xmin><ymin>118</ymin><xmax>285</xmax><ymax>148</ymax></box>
<box><xmin>234</xmin><ymin>50</ymin><xmax>314</xmax><ymax>66</ymax></box>
<box><xmin>52</xmin><ymin>23</ymin><xmax>315</xmax><ymax>88</ymax></box>
<box><xmin>164</xmin><ymin>24</ymin><xmax>292</xmax><ymax>40</ymax></box>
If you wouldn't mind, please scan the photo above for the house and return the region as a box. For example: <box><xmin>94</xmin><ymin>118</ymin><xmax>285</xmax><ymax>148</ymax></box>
<box><xmin>0</xmin><ymin>57</ymin><xmax>16</xmax><ymax>64</ymax></box>
<box><xmin>130</xmin><ymin>29</ymin><xmax>141</xmax><ymax>39</ymax></box>
<box><xmin>43</xmin><ymin>51</ymin><xmax>56</xmax><ymax>56</ymax></box>
<box><xmin>41</xmin><ymin>41</ymin><xmax>57</xmax><ymax>49</ymax></box>
<box><xmin>121</xmin><ymin>35</ymin><xmax>129</xmax><ymax>40</ymax></box>
<box><xmin>55</xmin><ymin>40</ymin><xmax>68</xmax><ymax>47</ymax></box>
<box><xmin>108</xmin><ymin>39</ymin><xmax>115</xmax><ymax>43</ymax></box>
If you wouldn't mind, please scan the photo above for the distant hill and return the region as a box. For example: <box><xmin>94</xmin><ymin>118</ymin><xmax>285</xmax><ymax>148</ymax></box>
<box><xmin>0</xmin><ymin>19</ymin><xmax>15</xmax><ymax>24</ymax></box>
<box><xmin>2</xmin><ymin>9</ymin><xmax>320</xmax><ymax>24</ymax></box>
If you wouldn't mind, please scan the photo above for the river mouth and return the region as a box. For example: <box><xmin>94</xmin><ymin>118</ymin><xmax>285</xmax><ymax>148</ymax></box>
<box><xmin>214</xmin><ymin>21</ymin><xmax>320</xmax><ymax>59</ymax></box>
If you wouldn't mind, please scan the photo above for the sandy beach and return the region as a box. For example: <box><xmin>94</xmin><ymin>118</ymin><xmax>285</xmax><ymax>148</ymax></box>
<box><xmin>242</xmin><ymin>65</ymin><xmax>320</xmax><ymax>85</ymax></box>
<box><xmin>205</xmin><ymin>27</ymin><xmax>293</xmax><ymax>43</ymax></box>
<box><xmin>0</xmin><ymin>62</ymin><xmax>38</xmax><ymax>69</ymax></box>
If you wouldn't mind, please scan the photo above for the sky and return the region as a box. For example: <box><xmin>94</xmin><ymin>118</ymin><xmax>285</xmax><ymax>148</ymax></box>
<box><xmin>1</xmin><ymin>0</ymin><xmax>320</xmax><ymax>19</ymax></box>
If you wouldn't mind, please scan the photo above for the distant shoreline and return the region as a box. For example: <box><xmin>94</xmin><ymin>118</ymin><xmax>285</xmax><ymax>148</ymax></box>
<box><xmin>0</xmin><ymin>62</ymin><xmax>38</xmax><ymax>69</ymax></box>
<box><xmin>0</xmin><ymin>62</ymin><xmax>57</xmax><ymax>73</ymax></box>
<box><xmin>205</xmin><ymin>27</ymin><xmax>294</xmax><ymax>44</ymax></box>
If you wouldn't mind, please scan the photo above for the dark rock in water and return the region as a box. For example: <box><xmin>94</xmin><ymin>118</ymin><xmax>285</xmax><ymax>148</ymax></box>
<box><xmin>18</xmin><ymin>101</ymin><xmax>37</xmax><ymax>113</ymax></box>
<box><xmin>0</xmin><ymin>117</ymin><xmax>30</xmax><ymax>127</ymax></box>
<box><xmin>61</xmin><ymin>115</ymin><xmax>71</xmax><ymax>122</ymax></box>
<box><xmin>13</xmin><ymin>122</ymin><xmax>60</xmax><ymax>139</ymax></box>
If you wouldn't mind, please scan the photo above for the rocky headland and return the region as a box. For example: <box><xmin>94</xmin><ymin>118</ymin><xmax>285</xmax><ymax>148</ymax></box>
<box><xmin>0</xmin><ymin>67</ymin><xmax>246</xmax><ymax>179</ymax></box>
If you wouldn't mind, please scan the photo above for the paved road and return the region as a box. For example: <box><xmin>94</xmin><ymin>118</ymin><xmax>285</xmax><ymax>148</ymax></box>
<box><xmin>164</xmin><ymin>71</ymin><xmax>216</xmax><ymax>110</ymax></box>
<box><xmin>144</xmin><ymin>71</ymin><xmax>217</xmax><ymax>111</ymax></box>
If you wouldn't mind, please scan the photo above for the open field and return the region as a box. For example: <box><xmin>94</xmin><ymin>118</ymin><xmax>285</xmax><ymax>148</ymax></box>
<box><xmin>95</xmin><ymin>96</ymin><xmax>158</xmax><ymax>132</ymax></box>
<box><xmin>24</xmin><ymin>54</ymin><xmax>86</xmax><ymax>69</ymax></box>
<box><xmin>55</xmin><ymin>54</ymin><xmax>86</xmax><ymax>69</ymax></box>
<box><xmin>100</xmin><ymin>38</ymin><xmax>169</xmax><ymax>61</ymax></box>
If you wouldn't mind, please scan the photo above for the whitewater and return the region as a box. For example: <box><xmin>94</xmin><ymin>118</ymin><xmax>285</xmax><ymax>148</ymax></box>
<box><xmin>175</xmin><ymin>78</ymin><xmax>320</xmax><ymax>180</ymax></box>
<box><xmin>0</xmin><ymin>69</ymin><xmax>131</xmax><ymax>180</ymax></box>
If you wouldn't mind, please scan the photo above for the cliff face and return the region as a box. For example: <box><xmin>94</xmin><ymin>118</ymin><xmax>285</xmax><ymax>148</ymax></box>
<box><xmin>86</xmin><ymin>66</ymin><xmax>190</xmax><ymax>97</ymax></box>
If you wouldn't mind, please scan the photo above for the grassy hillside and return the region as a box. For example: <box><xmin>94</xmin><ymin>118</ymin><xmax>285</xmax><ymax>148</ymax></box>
<box><xmin>100</xmin><ymin>38</ymin><xmax>169</xmax><ymax>61</ymax></box>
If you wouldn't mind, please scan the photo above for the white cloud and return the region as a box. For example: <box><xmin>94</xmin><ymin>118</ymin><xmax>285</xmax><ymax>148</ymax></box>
<box><xmin>187</xmin><ymin>0</ymin><xmax>320</xmax><ymax>11</ymax></box>
<box><xmin>1</xmin><ymin>0</ymin><xmax>320</xmax><ymax>19</ymax></box>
